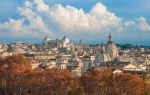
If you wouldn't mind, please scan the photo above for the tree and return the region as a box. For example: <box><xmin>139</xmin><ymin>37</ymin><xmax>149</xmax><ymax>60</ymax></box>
<box><xmin>0</xmin><ymin>55</ymin><xmax>146</xmax><ymax>95</ymax></box>
<box><xmin>142</xmin><ymin>79</ymin><xmax>150</xmax><ymax>95</ymax></box>
<box><xmin>67</xmin><ymin>86</ymin><xmax>85</xmax><ymax>95</ymax></box>
<box><xmin>111</xmin><ymin>73</ymin><xmax>144</xmax><ymax>95</ymax></box>
<box><xmin>80</xmin><ymin>68</ymin><xmax>113</xmax><ymax>95</ymax></box>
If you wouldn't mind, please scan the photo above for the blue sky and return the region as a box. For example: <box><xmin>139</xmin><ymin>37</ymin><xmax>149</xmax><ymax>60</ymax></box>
<box><xmin>0</xmin><ymin>0</ymin><xmax>150</xmax><ymax>45</ymax></box>
<box><xmin>1</xmin><ymin>0</ymin><xmax>150</xmax><ymax>21</ymax></box>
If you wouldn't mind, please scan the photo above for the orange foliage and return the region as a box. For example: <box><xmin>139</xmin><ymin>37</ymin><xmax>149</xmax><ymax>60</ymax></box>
<box><xmin>80</xmin><ymin>68</ymin><xmax>113</xmax><ymax>95</ymax></box>
<box><xmin>0</xmin><ymin>55</ymin><xmax>146</xmax><ymax>95</ymax></box>
<box><xmin>111</xmin><ymin>73</ymin><xmax>144</xmax><ymax>95</ymax></box>
<box><xmin>80</xmin><ymin>69</ymin><xmax>144</xmax><ymax>95</ymax></box>
<box><xmin>0</xmin><ymin>55</ymin><xmax>32</xmax><ymax>74</ymax></box>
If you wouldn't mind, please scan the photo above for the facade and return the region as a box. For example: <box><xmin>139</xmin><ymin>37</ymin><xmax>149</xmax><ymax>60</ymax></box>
<box><xmin>42</xmin><ymin>36</ymin><xmax>71</xmax><ymax>50</ymax></box>
<box><xmin>82</xmin><ymin>56</ymin><xmax>95</xmax><ymax>70</ymax></box>
<box><xmin>57</xmin><ymin>63</ymin><xmax>67</xmax><ymax>70</ymax></box>
<box><xmin>34</xmin><ymin>54</ymin><xmax>56</xmax><ymax>63</ymax></box>
<box><xmin>42</xmin><ymin>36</ymin><xmax>59</xmax><ymax>49</ymax></box>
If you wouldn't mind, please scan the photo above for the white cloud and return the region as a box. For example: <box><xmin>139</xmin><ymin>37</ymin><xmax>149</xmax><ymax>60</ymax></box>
<box><xmin>136</xmin><ymin>17</ymin><xmax>150</xmax><ymax>31</ymax></box>
<box><xmin>24</xmin><ymin>1</ymin><xmax>33</xmax><ymax>8</ymax></box>
<box><xmin>0</xmin><ymin>19</ymin><xmax>23</xmax><ymax>32</ymax></box>
<box><xmin>46</xmin><ymin>2</ymin><xmax>123</xmax><ymax>36</ymax></box>
<box><xmin>34</xmin><ymin>0</ymin><xmax>50</xmax><ymax>12</ymax></box>
<box><xmin>0</xmin><ymin>0</ymin><xmax>150</xmax><ymax>41</ymax></box>
<box><xmin>0</xmin><ymin>0</ymin><xmax>53</xmax><ymax>38</ymax></box>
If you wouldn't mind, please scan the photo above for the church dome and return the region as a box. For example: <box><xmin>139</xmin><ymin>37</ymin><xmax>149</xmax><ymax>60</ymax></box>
<box><xmin>95</xmin><ymin>45</ymin><xmax>111</xmax><ymax>63</ymax></box>
<box><xmin>96</xmin><ymin>52</ymin><xmax>111</xmax><ymax>63</ymax></box>
<box><xmin>105</xmin><ymin>33</ymin><xmax>118</xmax><ymax>58</ymax></box>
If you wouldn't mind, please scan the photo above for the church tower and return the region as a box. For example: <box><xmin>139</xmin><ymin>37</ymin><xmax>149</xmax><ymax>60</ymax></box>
<box><xmin>107</xmin><ymin>33</ymin><xmax>113</xmax><ymax>44</ymax></box>
<box><xmin>105</xmin><ymin>33</ymin><xmax>118</xmax><ymax>58</ymax></box>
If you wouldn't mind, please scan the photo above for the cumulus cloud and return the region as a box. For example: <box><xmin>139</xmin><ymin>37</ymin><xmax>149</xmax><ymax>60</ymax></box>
<box><xmin>136</xmin><ymin>17</ymin><xmax>150</xmax><ymax>31</ymax></box>
<box><xmin>34</xmin><ymin>0</ymin><xmax>50</xmax><ymax>12</ymax></box>
<box><xmin>0</xmin><ymin>0</ymin><xmax>150</xmax><ymax>41</ymax></box>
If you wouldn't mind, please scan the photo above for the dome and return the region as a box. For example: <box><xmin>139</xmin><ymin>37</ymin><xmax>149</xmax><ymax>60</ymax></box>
<box><xmin>96</xmin><ymin>52</ymin><xmax>111</xmax><ymax>63</ymax></box>
<box><xmin>105</xmin><ymin>34</ymin><xmax>118</xmax><ymax>58</ymax></box>
<box><xmin>12</xmin><ymin>46</ymin><xmax>26</xmax><ymax>54</ymax></box>
<box><xmin>105</xmin><ymin>43</ymin><xmax>118</xmax><ymax>58</ymax></box>
<box><xmin>95</xmin><ymin>44</ymin><xmax>111</xmax><ymax>63</ymax></box>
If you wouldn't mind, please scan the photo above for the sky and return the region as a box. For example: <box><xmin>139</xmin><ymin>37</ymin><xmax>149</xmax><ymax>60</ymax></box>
<box><xmin>0</xmin><ymin>0</ymin><xmax>150</xmax><ymax>45</ymax></box>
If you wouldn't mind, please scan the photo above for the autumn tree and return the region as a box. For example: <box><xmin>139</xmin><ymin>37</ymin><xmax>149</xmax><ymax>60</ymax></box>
<box><xmin>67</xmin><ymin>86</ymin><xmax>85</xmax><ymax>95</ymax></box>
<box><xmin>142</xmin><ymin>79</ymin><xmax>150</xmax><ymax>95</ymax></box>
<box><xmin>80</xmin><ymin>68</ymin><xmax>113</xmax><ymax>95</ymax></box>
<box><xmin>0</xmin><ymin>55</ymin><xmax>33</xmax><ymax>95</ymax></box>
<box><xmin>0</xmin><ymin>55</ymin><xmax>146</xmax><ymax>95</ymax></box>
<box><xmin>110</xmin><ymin>73</ymin><xmax>144</xmax><ymax>95</ymax></box>
<box><xmin>80</xmin><ymin>69</ymin><xmax>144</xmax><ymax>95</ymax></box>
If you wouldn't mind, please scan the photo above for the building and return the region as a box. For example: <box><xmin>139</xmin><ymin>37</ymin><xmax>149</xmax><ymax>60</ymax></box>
<box><xmin>95</xmin><ymin>45</ymin><xmax>111</xmax><ymax>66</ymax></box>
<box><xmin>105</xmin><ymin>33</ymin><xmax>118</xmax><ymax>58</ymax></box>
<box><xmin>57</xmin><ymin>63</ymin><xmax>67</xmax><ymax>70</ymax></box>
<box><xmin>58</xmin><ymin>36</ymin><xmax>70</xmax><ymax>50</ymax></box>
<box><xmin>42</xmin><ymin>36</ymin><xmax>71</xmax><ymax>50</ymax></box>
<box><xmin>42</xmin><ymin>36</ymin><xmax>59</xmax><ymax>49</ymax></box>
<box><xmin>123</xmin><ymin>63</ymin><xmax>143</xmax><ymax>71</ymax></box>
<box><xmin>12</xmin><ymin>46</ymin><xmax>26</xmax><ymax>54</ymax></box>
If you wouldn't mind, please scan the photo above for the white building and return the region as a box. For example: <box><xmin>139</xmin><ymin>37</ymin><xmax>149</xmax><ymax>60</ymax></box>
<box><xmin>59</xmin><ymin>36</ymin><xmax>70</xmax><ymax>49</ymax></box>
<box><xmin>42</xmin><ymin>36</ymin><xmax>71</xmax><ymax>50</ymax></box>
<box><xmin>123</xmin><ymin>64</ymin><xmax>144</xmax><ymax>71</ymax></box>
<box><xmin>42</xmin><ymin>36</ymin><xmax>59</xmax><ymax>49</ymax></box>
<box><xmin>82</xmin><ymin>56</ymin><xmax>95</xmax><ymax>70</ymax></box>
<box><xmin>57</xmin><ymin>63</ymin><xmax>66</xmax><ymax>70</ymax></box>
<box><xmin>95</xmin><ymin>45</ymin><xmax>111</xmax><ymax>66</ymax></box>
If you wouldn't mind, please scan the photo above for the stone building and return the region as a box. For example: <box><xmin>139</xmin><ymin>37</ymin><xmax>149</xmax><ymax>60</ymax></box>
<box><xmin>105</xmin><ymin>33</ymin><xmax>118</xmax><ymax>58</ymax></box>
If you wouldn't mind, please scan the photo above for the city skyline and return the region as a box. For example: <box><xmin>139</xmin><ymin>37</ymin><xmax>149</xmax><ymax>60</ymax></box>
<box><xmin>1</xmin><ymin>1</ymin><xmax>150</xmax><ymax>94</ymax></box>
<box><xmin>0</xmin><ymin>0</ymin><xmax>150</xmax><ymax>45</ymax></box>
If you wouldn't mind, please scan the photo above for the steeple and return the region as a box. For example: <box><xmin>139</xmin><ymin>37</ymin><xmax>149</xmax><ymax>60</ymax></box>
<box><xmin>79</xmin><ymin>39</ymin><xmax>82</xmax><ymax>45</ymax></box>
<box><xmin>107</xmin><ymin>33</ymin><xmax>113</xmax><ymax>44</ymax></box>
<box><xmin>109</xmin><ymin>33</ymin><xmax>112</xmax><ymax>42</ymax></box>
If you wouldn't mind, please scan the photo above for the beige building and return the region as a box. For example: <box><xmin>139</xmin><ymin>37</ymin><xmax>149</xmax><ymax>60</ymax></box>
<box><xmin>105</xmin><ymin>34</ymin><xmax>118</xmax><ymax>58</ymax></box>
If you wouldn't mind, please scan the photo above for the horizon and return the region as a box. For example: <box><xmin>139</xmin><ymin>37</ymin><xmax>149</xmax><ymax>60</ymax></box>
<box><xmin>1</xmin><ymin>36</ymin><xmax>150</xmax><ymax>46</ymax></box>
<box><xmin>0</xmin><ymin>0</ymin><xmax>150</xmax><ymax>45</ymax></box>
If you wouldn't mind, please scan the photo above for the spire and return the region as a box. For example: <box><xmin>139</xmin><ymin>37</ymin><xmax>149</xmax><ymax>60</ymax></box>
<box><xmin>107</xmin><ymin>33</ymin><xmax>113</xmax><ymax>44</ymax></box>
<box><xmin>109</xmin><ymin>33</ymin><xmax>112</xmax><ymax>42</ymax></box>
<box><xmin>79</xmin><ymin>39</ymin><xmax>82</xmax><ymax>45</ymax></box>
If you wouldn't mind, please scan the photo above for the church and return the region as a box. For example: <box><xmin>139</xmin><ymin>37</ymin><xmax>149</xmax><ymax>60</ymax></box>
<box><xmin>95</xmin><ymin>34</ymin><xmax>118</xmax><ymax>66</ymax></box>
<box><xmin>105</xmin><ymin>33</ymin><xmax>118</xmax><ymax>58</ymax></box>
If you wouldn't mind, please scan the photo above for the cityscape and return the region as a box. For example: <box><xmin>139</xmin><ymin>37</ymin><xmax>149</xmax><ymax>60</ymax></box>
<box><xmin>0</xmin><ymin>0</ymin><xmax>150</xmax><ymax>95</ymax></box>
